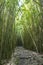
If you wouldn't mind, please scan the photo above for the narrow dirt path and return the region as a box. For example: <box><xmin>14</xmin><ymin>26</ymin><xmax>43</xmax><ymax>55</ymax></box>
<box><xmin>3</xmin><ymin>46</ymin><xmax>43</xmax><ymax>65</ymax></box>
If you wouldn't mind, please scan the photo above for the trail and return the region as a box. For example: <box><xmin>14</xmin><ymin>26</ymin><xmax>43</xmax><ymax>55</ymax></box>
<box><xmin>3</xmin><ymin>47</ymin><xmax>43</xmax><ymax>65</ymax></box>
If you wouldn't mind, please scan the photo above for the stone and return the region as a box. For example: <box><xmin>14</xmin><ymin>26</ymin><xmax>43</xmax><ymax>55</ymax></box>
<box><xmin>4</xmin><ymin>47</ymin><xmax>43</xmax><ymax>65</ymax></box>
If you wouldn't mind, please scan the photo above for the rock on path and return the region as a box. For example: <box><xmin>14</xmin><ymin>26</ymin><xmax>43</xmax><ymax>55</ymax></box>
<box><xmin>4</xmin><ymin>47</ymin><xmax>43</xmax><ymax>65</ymax></box>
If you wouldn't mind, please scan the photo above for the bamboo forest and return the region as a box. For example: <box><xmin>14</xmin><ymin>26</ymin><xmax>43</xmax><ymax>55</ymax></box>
<box><xmin>0</xmin><ymin>0</ymin><xmax>43</xmax><ymax>65</ymax></box>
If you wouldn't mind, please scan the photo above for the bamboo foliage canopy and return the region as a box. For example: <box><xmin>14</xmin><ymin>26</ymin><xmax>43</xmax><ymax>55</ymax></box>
<box><xmin>0</xmin><ymin>0</ymin><xmax>43</xmax><ymax>62</ymax></box>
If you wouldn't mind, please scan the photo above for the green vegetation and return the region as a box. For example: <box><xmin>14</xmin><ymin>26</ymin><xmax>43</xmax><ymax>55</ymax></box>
<box><xmin>0</xmin><ymin>0</ymin><xmax>18</xmax><ymax>62</ymax></box>
<box><xmin>15</xmin><ymin>0</ymin><xmax>42</xmax><ymax>52</ymax></box>
<box><xmin>0</xmin><ymin>0</ymin><xmax>43</xmax><ymax>64</ymax></box>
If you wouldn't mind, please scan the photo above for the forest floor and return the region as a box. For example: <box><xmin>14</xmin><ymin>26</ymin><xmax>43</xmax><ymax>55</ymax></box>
<box><xmin>4</xmin><ymin>46</ymin><xmax>43</xmax><ymax>65</ymax></box>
